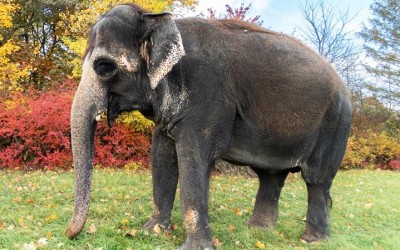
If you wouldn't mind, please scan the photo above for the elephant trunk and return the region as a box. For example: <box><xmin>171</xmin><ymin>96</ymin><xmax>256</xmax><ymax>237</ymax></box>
<box><xmin>65</xmin><ymin>59</ymin><xmax>108</xmax><ymax>239</ymax></box>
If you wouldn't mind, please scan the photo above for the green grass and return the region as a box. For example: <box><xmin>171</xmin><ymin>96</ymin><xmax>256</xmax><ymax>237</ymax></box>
<box><xmin>0</xmin><ymin>169</ymin><xmax>399</xmax><ymax>249</ymax></box>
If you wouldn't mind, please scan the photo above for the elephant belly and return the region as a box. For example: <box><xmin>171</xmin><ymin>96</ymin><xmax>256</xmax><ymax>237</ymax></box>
<box><xmin>223</xmin><ymin>143</ymin><xmax>303</xmax><ymax>170</ymax></box>
<box><xmin>222</xmin><ymin>121</ymin><xmax>313</xmax><ymax>171</ymax></box>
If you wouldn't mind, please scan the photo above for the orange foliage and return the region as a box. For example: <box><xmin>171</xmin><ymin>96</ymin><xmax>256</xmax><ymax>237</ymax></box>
<box><xmin>342</xmin><ymin>131</ymin><xmax>400</xmax><ymax>170</ymax></box>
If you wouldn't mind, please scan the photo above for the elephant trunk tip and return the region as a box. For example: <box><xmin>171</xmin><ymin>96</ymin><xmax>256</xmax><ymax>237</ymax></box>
<box><xmin>65</xmin><ymin>219</ymin><xmax>86</xmax><ymax>239</ymax></box>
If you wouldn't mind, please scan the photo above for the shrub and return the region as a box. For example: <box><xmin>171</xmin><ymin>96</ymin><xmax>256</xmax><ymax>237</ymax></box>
<box><xmin>94</xmin><ymin>120</ymin><xmax>151</xmax><ymax>168</ymax></box>
<box><xmin>0</xmin><ymin>80</ymin><xmax>151</xmax><ymax>170</ymax></box>
<box><xmin>341</xmin><ymin>131</ymin><xmax>400</xmax><ymax>170</ymax></box>
<box><xmin>381</xmin><ymin>115</ymin><xmax>400</xmax><ymax>140</ymax></box>
<box><xmin>0</xmin><ymin>86</ymin><xmax>72</xmax><ymax>169</ymax></box>
<box><xmin>118</xmin><ymin>111</ymin><xmax>154</xmax><ymax>134</ymax></box>
<box><xmin>387</xmin><ymin>159</ymin><xmax>400</xmax><ymax>171</ymax></box>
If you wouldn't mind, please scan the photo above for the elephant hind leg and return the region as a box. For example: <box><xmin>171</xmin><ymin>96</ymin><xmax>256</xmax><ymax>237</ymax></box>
<box><xmin>300</xmin><ymin>182</ymin><xmax>332</xmax><ymax>242</ymax></box>
<box><xmin>301</xmin><ymin>95</ymin><xmax>351</xmax><ymax>242</ymax></box>
<box><xmin>248</xmin><ymin>168</ymin><xmax>289</xmax><ymax>229</ymax></box>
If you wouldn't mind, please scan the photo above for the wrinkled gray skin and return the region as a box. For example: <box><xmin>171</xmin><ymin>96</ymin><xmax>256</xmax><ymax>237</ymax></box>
<box><xmin>66</xmin><ymin>4</ymin><xmax>352</xmax><ymax>250</ymax></box>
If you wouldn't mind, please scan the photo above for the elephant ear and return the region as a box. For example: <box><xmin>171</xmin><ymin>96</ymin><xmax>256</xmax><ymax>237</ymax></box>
<box><xmin>141</xmin><ymin>13</ymin><xmax>185</xmax><ymax>89</ymax></box>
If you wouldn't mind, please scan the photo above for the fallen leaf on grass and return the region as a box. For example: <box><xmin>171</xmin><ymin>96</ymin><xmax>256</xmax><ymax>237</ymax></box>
<box><xmin>121</xmin><ymin>218</ymin><xmax>129</xmax><ymax>225</ymax></box>
<box><xmin>44</xmin><ymin>213</ymin><xmax>57</xmax><ymax>222</ymax></box>
<box><xmin>37</xmin><ymin>238</ymin><xmax>47</xmax><ymax>248</ymax></box>
<box><xmin>25</xmin><ymin>199</ymin><xmax>35</xmax><ymax>204</ymax></box>
<box><xmin>232</xmin><ymin>207</ymin><xmax>243</xmax><ymax>216</ymax></box>
<box><xmin>88</xmin><ymin>223</ymin><xmax>97</xmax><ymax>234</ymax></box>
<box><xmin>153</xmin><ymin>224</ymin><xmax>162</xmax><ymax>234</ymax></box>
<box><xmin>13</xmin><ymin>197</ymin><xmax>22</xmax><ymax>203</ymax></box>
<box><xmin>126</xmin><ymin>228</ymin><xmax>137</xmax><ymax>237</ymax></box>
<box><xmin>213</xmin><ymin>238</ymin><xmax>222</xmax><ymax>247</ymax></box>
<box><xmin>21</xmin><ymin>242</ymin><xmax>36</xmax><ymax>250</ymax></box>
<box><xmin>228</xmin><ymin>225</ymin><xmax>236</xmax><ymax>231</ymax></box>
<box><xmin>255</xmin><ymin>241</ymin><xmax>265</xmax><ymax>249</ymax></box>
<box><xmin>18</xmin><ymin>218</ymin><xmax>26</xmax><ymax>228</ymax></box>
<box><xmin>365</xmin><ymin>202</ymin><xmax>373</xmax><ymax>208</ymax></box>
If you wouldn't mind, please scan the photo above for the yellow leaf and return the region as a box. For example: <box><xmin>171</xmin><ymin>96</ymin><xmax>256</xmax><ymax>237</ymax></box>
<box><xmin>126</xmin><ymin>228</ymin><xmax>137</xmax><ymax>237</ymax></box>
<box><xmin>13</xmin><ymin>197</ymin><xmax>22</xmax><ymax>203</ymax></box>
<box><xmin>18</xmin><ymin>218</ymin><xmax>26</xmax><ymax>227</ymax></box>
<box><xmin>229</xmin><ymin>224</ymin><xmax>236</xmax><ymax>231</ymax></box>
<box><xmin>45</xmin><ymin>213</ymin><xmax>57</xmax><ymax>222</ymax></box>
<box><xmin>88</xmin><ymin>223</ymin><xmax>97</xmax><ymax>234</ymax></box>
<box><xmin>255</xmin><ymin>241</ymin><xmax>266</xmax><ymax>249</ymax></box>
<box><xmin>153</xmin><ymin>224</ymin><xmax>161</xmax><ymax>234</ymax></box>
<box><xmin>121</xmin><ymin>218</ymin><xmax>129</xmax><ymax>225</ymax></box>
<box><xmin>46</xmin><ymin>231</ymin><xmax>52</xmax><ymax>239</ymax></box>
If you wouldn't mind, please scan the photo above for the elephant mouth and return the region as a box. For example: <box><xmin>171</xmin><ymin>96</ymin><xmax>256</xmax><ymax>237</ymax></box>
<box><xmin>107</xmin><ymin>94</ymin><xmax>144</xmax><ymax>127</ymax></box>
<box><xmin>107</xmin><ymin>94</ymin><xmax>119</xmax><ymax>127</ymax></box>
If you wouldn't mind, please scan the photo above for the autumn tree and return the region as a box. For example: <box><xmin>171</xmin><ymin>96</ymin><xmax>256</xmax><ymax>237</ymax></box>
<box><xmin>203</xmin><ymin>3</ymin><xmax>263</xmax><ymax>25</ymax></box>
<box><xmin>359</xmin><ymin>0</ymin><xmax>400</xmax><ymax>112</ymax></box>
<box><xmin>0</xmin><ymin>0</ymin><xmax>86</xmax><ymax>91</ymax></box>
<box><xmin>0</xmin><ymin>0</ymin><xmax>27</xmax><ymax>93</ymax></box>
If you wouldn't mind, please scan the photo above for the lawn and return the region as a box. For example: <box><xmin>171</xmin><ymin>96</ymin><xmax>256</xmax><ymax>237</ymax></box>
<box><xmin>0</xmin><ymin>169</ymin><xmax>399</xmax><ymax>249</ymax></box>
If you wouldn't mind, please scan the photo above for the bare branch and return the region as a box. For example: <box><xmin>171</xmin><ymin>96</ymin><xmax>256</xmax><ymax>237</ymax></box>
<box><xmin>297</xmin><ymin>0</ymin><xmax>360</xmax><ymax>76</ymax></box>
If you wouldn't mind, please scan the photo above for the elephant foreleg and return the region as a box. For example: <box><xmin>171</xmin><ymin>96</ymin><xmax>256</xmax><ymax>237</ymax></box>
<box><xmin>176</xmin><ymin>142</ymin><xmax>214</xmax><ymax>250</ymax></box>
<box><xmin>248</xmin><ymin>168</ymin><xmax>289</xmax><ymax>229</ymax></box>
<box><xmin>142</xmin><ymin>127</ymin><xmax>179</xmax><ymax>231</ymax></box>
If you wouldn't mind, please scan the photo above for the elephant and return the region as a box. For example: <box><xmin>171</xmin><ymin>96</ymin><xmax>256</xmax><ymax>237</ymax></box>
<box><xmin>65</xmin><ymin>3</ymin><xmax>352</xmax><ymax>249</ymax></box>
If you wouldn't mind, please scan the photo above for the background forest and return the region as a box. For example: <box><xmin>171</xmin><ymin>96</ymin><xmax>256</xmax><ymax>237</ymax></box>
<box><xmin>0</xmin><ymin>0</ymin><xmax>399</xmax><ymax>171</ymax></box>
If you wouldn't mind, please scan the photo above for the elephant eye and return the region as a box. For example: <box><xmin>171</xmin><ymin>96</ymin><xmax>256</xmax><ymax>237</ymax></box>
<box><xmin>93</xmin><ymin>58</ymin><xmax>118</xmax><ymax>80</ymax></box>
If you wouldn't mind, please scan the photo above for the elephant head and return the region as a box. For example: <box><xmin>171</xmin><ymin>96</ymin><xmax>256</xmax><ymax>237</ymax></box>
<box><xmin>65</xmin><ymin>4</ymin><xmax>184</xmax><ymax>238</ymax></box>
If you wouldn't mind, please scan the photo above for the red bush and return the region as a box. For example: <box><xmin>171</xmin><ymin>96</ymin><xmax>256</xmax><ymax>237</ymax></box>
<box><xmin>94</xmin><ymin>122</ymin><xmax>151</xmax><ymax>167</ymax></box>
<box><xmin>0</xmin><ymin>80</ymin><xmax>151</xmax><ymax>170</ymax></box>
<box><xmin>386</xmin><ymin>159</ymin><xmax>400</xmax><ymax>171</ymax></box>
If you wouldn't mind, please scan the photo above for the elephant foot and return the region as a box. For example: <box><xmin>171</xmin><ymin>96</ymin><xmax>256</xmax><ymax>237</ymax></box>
<box><xmin>247</xmin><ymin>214</ymin><xmax>277</xmax><ymax>229</ymax></box>
<box><xmin>142</xmin><ymin>216</ymin><xmax>172</xmax><ymax>232</ymax></box>
<box><xmin>179</xmin><ymin>238</ymin><xmax>214</xmax><ymax>250</ymax></box>
<box><xmin>179</xmin><ymin>226</ymin><xmax>214</xmax><ymax>250</ymax></box>
<box><xmin>300</xmin><ymin>228</ymin><xmax>329</xmax><ymax>243</ymax></box>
